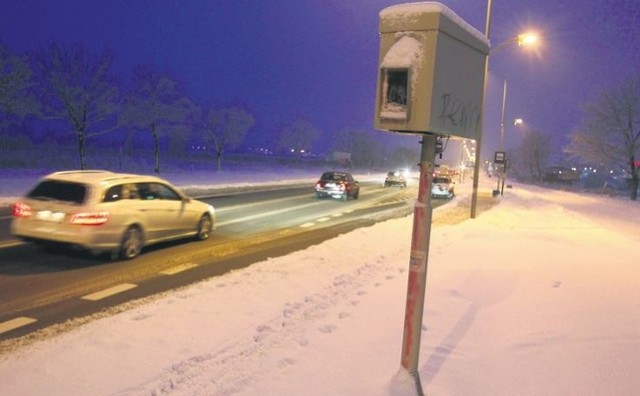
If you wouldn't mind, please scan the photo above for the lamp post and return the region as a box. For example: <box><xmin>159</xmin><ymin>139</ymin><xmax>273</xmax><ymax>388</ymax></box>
<box><xmin>470</xmin><ymin>30</ymin><xmax>539</xmax><ymax>216</ymax></box>
<box><xmin>469</xmin><ymin>0</ymin><xmax>493</xmax><ymax>219</ymax></box>
<box><xmin>496</xmin><ymin>77</ymin><xmax>507</xmax><ymax>195</ymax></box>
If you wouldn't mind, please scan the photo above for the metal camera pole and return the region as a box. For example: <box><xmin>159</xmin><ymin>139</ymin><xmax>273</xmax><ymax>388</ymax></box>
<box><xmin>400</xmin><ymin>133</ymin><xmax>436</xmax><ymax>395</ymax></box>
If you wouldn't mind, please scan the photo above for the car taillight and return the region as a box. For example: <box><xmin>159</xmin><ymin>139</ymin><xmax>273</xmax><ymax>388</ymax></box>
<box><xmin>12</xmin><ymin>202</ymin><xmax>32</xmax><ymax>218</ymax></box>
<box><xmin>339</xmin><ymin>182</ymin><xmax>346</xmax><ymax>191</ymax></box>
<box><xmin>70</xmin><ymin>211</ymin><xmax>110</xmax><ymax>226</ymax></box>
<box><xmin>315</xmin><ymin>182</ymin><xmax>322</xmax><ymax>188</ymax></box>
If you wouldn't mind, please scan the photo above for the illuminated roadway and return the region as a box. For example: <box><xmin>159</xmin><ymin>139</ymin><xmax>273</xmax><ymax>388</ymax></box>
<box><xmin>0</xmin><ymin>179</ymin><xmax>449</xmax><ymax>341</ymax></box>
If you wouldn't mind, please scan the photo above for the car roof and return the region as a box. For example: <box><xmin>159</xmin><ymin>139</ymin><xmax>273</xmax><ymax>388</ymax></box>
<box><xmin>42</xmin><ymin>170</ymin><xmax>167</xmax><ymax>186</ymax></box>
<box><xmin>322</xmin><ymin>171</ymin><xmax>349</xmax><ymax>176</ymax></box>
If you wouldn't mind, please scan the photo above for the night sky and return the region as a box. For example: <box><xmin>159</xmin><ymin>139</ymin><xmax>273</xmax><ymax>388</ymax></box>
<box><xmin>1</xmin><ymin>0</ymin><xmax>639</xmax><ymax>160</ymax></box>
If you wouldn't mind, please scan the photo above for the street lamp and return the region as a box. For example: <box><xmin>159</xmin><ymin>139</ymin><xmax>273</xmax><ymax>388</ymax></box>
<box><xmin>496</xmin><ymin>33</ymin><xmax>538</xmax><ymax>150</ymax></box>
<box><xmin>494</xmin><ymin>33</ymin><xmax>538</xmax><ymax>196</ymax></box>
<box><xmin>492</xmin><ymin>32</ymin><xmax>539</xmax><ymax>53</ymax></box>
<box><xmin>471</xmin><ymin>30</ymin><xmax>539</xmax><ymax>215</ymax></box>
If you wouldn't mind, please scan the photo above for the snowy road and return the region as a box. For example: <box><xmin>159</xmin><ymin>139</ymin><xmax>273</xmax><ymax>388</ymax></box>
<box><xmin>0</xmin><ymin>178</ymin><xmax>432</xmax><ymax>340</ymax></box>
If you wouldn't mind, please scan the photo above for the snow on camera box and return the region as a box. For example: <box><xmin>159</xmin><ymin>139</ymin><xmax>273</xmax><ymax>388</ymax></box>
<box><xmin>374</xmin><ymin>2</ymin><xmax>489</xmax><ymax>140</ymax></box>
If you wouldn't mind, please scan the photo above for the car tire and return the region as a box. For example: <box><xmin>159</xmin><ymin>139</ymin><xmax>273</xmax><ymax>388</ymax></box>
<box><xmin>117</xmin><ymin>226</ymin><xmax>143</xmax><ymax>260</ymax></box>
<box><xmin>316</xmin><ymin>192</ymin><xmax>324</xmax><ymax>199</ymax></box>
<box><xmin>196</xmin><ymin>214</ymin><xmax>212</xmax><ymax>241</ymax></box>
<box><xmin>354</xmin><ymin>190</ymin><xmax>359</xmax><ymax>199</ymax></box>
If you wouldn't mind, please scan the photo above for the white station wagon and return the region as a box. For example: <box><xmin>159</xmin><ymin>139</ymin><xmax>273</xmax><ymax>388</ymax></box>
<box><xmin>11</xmin><ymin>170</ymin><xmax>215</xmax><ymax>260</ymax></box>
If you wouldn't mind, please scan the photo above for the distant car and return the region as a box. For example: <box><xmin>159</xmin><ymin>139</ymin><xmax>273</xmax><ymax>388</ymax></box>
<box><xmin>384</xmin><ymin>171</ymin><xmax>407</xmax><ymax>188</ymax></box>
<box><xmin>314</xmin><ymin>171</ymin><xmax>360</xmax><ymax>201</ymax></box>
<box><xmin>11</xmin><ymin>170</ymin><xmax>215</xmax><ymax>260</ymax></box>
<box><xmin>431</xmin><ymin>176</ymin><xmax>455</xmax><ymax>199</ymax></box>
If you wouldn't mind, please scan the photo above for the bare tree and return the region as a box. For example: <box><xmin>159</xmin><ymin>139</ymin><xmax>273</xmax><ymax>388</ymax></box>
<box><xmin>277</xmin><ymin>118</ymin><xmax>321</xmax><ymax>163</ymax></box>
<box><xmin>201</xmin><ymin>104</ymin><xmax>254</xmax><ymax>172</ymax></box>
<box><xmin>0</xmin><ymin>43</ymin><xmax>38</xmax><ymax>126</ymax></box>
<box><xmin>32</xmin><ymin>42</ymin><xmax>120</xmax><ymax>169</ymax></box>
<box><xmin>122</xmin><ymin>64</ymin><xmax>196</xmax><ymax>173</ymax></box>
<box><xmin>514</xmin><ymin>128</ymin><xmax>552</xmax><ymax>180</ymax></box>
<box><xmin>567</xmin><ymin>76</ymin><xmax>640</xmax><ymax>200</ymax></box>
<box><xmin>331</xmin><ymin>127</ymin><xmax>388</xmax><ymax>168</ymax></box>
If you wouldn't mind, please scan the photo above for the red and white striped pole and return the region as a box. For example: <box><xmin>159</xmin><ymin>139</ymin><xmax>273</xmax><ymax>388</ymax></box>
<box><xmin>400</xmin><ymin>134</ymin><xmax>436</xmax><ymax>395</ymax></box>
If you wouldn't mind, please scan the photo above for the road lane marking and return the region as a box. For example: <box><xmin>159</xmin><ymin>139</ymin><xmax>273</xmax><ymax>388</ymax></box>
<box><xmin>160</xmin><ymin>262</ymin><xmax>198</xmax><ymax>275</ymax></box>
<box><xmin>300</xmin><ymin>222</ymin><xmax>315</xmax><ymax>228</ymax></box>
<box><xmin>0</xmin><ymin>317</ymin><xmax>37</xmax><ymax>335</ymax></box>
<box><xmin>217</xmin><ymin>201</ymin><xmax>321</xmax><ymax>227</ymax></box>
<box><xmin>81</xmin><ymin>283</ymin><xmax>137</xmax><ymax>301</ymax></box>
<box><xmin>316</xmin><ymin>217</ymin><xmax>331</xmax><ymax>222</ymax></box>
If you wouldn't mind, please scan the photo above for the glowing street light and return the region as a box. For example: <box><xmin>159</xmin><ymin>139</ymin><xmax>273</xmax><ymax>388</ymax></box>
<box><xmin>517</xmin><ymin>32</ymin><xmax>538</xmax><ymax>47</ymax></box>
<box><xmin>495</xmin><ymin>32</ymin><xmax>540</xmax><ymax>195</ymax></box>
<box><xmin>471</xmin><ymin>29</ymin><xmax>541</xmax><ymax>215</ymax></box>
<box><xmin>492</xmin><ymin>31</ymin><xmax>539</xmax><ymax>53</ymax></box>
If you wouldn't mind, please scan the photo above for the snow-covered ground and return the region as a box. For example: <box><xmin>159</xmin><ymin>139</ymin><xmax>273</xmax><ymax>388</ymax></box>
<box><xmin>0</xmin><ymin>169</ymin><xmax>639</xmax><ymax>396</ymax></box>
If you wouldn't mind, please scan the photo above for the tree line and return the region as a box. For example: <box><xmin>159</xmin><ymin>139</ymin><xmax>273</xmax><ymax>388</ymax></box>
<box><xmin>507</xmin><ymin>75</ymin><xmax>640</xmax><ymax>200</ymax></box>
<box><xmin>1</xmin><ymin>41</ymin><xmax>417</xmax><ymax>173</ymax></box>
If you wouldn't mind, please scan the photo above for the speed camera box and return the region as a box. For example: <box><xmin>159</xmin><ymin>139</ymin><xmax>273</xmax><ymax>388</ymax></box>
<box><xmin>374</xmin><ymin>3</ymin><xmax>489</xmax><ymax>139</ymax></box>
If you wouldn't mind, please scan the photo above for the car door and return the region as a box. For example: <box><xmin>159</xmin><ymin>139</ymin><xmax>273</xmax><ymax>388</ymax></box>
<box><xmin>137</xmin><ymin>182</ymin><xmax>191</xmax><ymax>241</ymax></box>
<box><xmin>153</xmin><ymin>183</ymin><xmax>196</xmax><ymax>237</ymax></box>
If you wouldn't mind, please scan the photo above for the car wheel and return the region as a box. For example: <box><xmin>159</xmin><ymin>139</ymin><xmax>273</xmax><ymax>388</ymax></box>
<box><xmin>342</xmin><ymin>193</ymin><xmax>348</xmax><ymax>201</ymax></box>
<box><xmin>316</xmin><ymin>192</ymin><xmax>324</xmax><ymax>199</ymax></box>
<box><xmin>354</xmin><ymin>189</ymin><xmax>359</xmax><ymax>199</ymax></box>
<box><xmin>118</xmin><ymin>226</ymin><xmax>143</xmax><ymax>260</ymax></box>
<box><xmin>196</xmin><ymin>214</ymin><xmax>212</xmax><ymax>241</ymax></box>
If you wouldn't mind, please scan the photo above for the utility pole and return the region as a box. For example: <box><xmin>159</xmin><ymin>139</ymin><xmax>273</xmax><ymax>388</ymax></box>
<box><xmin>399</xmin><ymin>134</ymin><xmax>437</xmax><ymax>395</ymax></box>
<box><xmin>470</xmin><ymin>0</ymin><xmax>493</xmax><ymax>218</ymax></box>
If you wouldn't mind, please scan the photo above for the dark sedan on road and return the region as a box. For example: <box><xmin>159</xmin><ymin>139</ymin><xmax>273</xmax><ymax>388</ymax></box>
<box><xmin>314</xmin><ymin>171</ymin><xmax>360</xmax><ymax>201</ymax></box>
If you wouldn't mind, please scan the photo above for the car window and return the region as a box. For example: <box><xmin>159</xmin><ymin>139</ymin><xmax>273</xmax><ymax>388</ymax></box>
<box><xmin>103</xmin><ymin>185</ymin><xmax>123</xmax><ymax>202</ymax></box>
<box><xmin>155</xmin><ymin>183</ymin><xmax>181</xmax><ymax>200</ymax></box>
<box><xmin>137</xmin><ymin>183</ymin><xmax>181</xmax><ymax>201</ymax></box>
<box><xmin>137</xmin><ymin>183</ymin><xmax>157</xmax><ymax>200</ymax></box>
<box><xmin>321</xmin><ymin>172</ymin><xmax>346</xmax><ymax>181</ymax></box>
<box><xmin>27</xmin><ymin>180</ymin><xmax>87</xmax><ymax>204</ymax></box>
<box><xmin>102</xmin><ymin>183</ymin><xmax>139</xmax><ymax>202</ymax></box>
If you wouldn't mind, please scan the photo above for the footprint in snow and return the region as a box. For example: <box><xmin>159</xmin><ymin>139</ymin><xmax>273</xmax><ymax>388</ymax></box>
<box><xmin>278</xmin><ymin>358</ymin><xmax>295</xmax><ymax>369</ymax></box>
<box><xmin>338</xmin><ymin>312</ymin><xmax>350</xmax><ymax>319</ymax></box>
<box><xmin>319</xmin><ymin>324</ymin><xmax>337</xmax><ymax>333</ymax></box>
<box><xmin>132</xmin><ymin>313</ymin><xmax>151</xmax><ymax>321</ymax></box>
